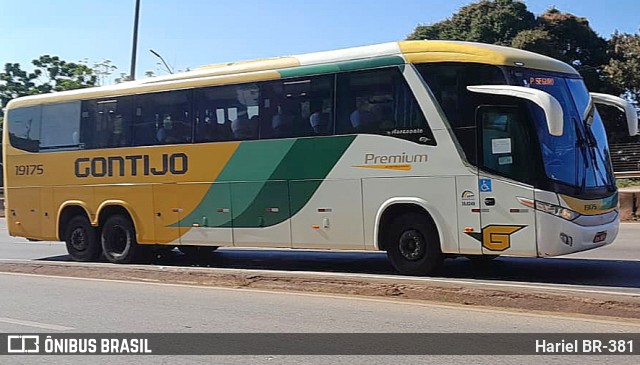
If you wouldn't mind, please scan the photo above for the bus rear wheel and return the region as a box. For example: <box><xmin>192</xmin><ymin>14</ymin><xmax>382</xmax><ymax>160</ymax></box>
<box><xmin>65</xmin><ymin>216</ymin><xmax>101</xmax><ymax>262</ymax></box>
<box><xmin>385</xmin><ymin>212</ymin><xmax>443</xmax><ymax>276</ymax></box>
<box><xmin>101</xmin><ymin>214</ymin><xmax>148</xmax><ymax>264</ymax></box>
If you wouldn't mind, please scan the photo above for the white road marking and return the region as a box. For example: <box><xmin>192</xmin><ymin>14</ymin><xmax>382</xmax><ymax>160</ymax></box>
<box><xmin>0</xmin><ymin>317</ymin><xmax>74</xmax><ymax>331</ymax></box>
<box><xmin>1</xmin><ymin>271</ymin><xmax>640</xmax><ymax>327</ymax></box>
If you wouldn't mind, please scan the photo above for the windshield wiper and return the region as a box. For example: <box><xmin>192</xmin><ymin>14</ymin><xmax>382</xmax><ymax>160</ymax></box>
<box><xmin>581</xmin><ymin>103</ymin><xmax>613</xmax><ymax>188</ymax></box>
<box><xmin>572</xmin><ymin>117</ymin><xmax>589</xmax><ymax>192</ymax></box>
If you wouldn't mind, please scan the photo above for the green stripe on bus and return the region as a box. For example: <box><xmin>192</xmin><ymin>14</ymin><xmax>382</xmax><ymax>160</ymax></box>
<box><xmin>231</xmin><ymin>135</ymin><xmax>355</xmax><ymax>227</ymax></box>
<box><xmin>174</xmin><ymin>135</ymin><xmax>356</xmax><ymax>229</ymax></box>
<box><xmin>172</xmin><ymin>139</ymin><xmax>296</xmax><ymax>228</ymax></box>
<box><xmin>277</xmin><ymin>56</ymin><xmax>405</xmax><ymax>78</ymax></box>
<box><xmin>217</xmin><ymin>139</ymin><xmax>297</xmax><ymax>182</ymax></box>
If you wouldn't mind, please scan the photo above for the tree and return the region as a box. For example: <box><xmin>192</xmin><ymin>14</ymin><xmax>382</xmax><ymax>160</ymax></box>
<box><xmin>533</xmin><ymin>9</ymin><xmax>608</xmax><ymax>67</ymax></box>
<box><xmin>407</xmin><ymin>0</ymin><xmax>535</xmax><ymax>46</ymax></box>
<box><xmin>31</xmin><ymin>55</ymin><xmax>97</xmax><ymax>93</ymax></box>
<box><xmin>514</xmin><ymin>8</ymin><xmax>609</xmax><ymax>91</ymax></box>
<box><xmin>407</xmin><ymin>2</ymin><xmax>610</xmax><ymax>91</ymax></box>
<box><xmin>0</xmin><ymin>62</ymin><xmax>40</xmax><ymax>111</ymax></box>
<box><xmin>91</xmin><ymin>59</ymin><xmax>118</xmax><ymax>86</ymax></box>
<box><xmin>0</xmin><ymin>55</ymin><xmax>97</xmax><ymax>115</ymax></box>
<box><xmin>511</xmin><ymin>29</ymin><xmax>562</xmax><ymax>60</ymax></box>
<box><xmin>605</xmin><ymin>31</ymin><xmax>640</xmax><ymax>103</ymax></box>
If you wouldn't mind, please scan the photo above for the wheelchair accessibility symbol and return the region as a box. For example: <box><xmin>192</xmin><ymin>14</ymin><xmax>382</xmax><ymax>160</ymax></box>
<box><xmin>479</xmin><ymin>179</ymin><xmax>492</xmax><ymax>192</ymax></box>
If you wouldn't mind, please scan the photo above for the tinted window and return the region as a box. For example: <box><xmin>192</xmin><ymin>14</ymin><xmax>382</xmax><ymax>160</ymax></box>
<box><xmin>417</xmin><ymin>63</ymin><xmax>506</xmax><ymax>163</ymax></box>
<box><xmin>194</xmin><ymin>83</ymin><xmax>260</xmax><ymax>142</ymax></box>
<box><xmin>336</xmin><ymin>67</ymin><xmax>434</xmax><ymax>145</ymax></box>
<box><xmin>133</xmin><ymin>90</ymin><xmax>193</xmax><ymax>146</ymax></box>
<box><xmin>40</xmin><ymin>101</ymin><xmax>81</xmax><ymax>150</ymax></box>
<box><xmin>479</xmin><ymin>106</ymin><xmax>542</xmax><ymax>185</ymax></box>
<box><xmin>7</xmin><ymin>105</ymin><xmax>41</xmax><ymax>152</ymax></box>
<box><xmin>261</xmin><ymin>76</ymin><xmax>334</xmax><ymax>139</ymax></box>
<box><xmin>81</xmin><ymin>97</ymin><xmax>133</xmax><ymax>149</ymax></box>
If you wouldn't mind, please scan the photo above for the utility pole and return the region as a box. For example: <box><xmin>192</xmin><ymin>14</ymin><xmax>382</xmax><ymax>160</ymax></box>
<box><xmin>129</xmin><ymin>0</ymin><xmax>141</xmax><ymax>81</ymax></box>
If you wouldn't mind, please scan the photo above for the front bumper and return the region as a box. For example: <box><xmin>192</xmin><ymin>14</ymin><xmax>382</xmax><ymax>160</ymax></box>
<box><xmin>535</xmin><ymin>210</ymin><xmax>619</xmax><ymax>257</ymax></box>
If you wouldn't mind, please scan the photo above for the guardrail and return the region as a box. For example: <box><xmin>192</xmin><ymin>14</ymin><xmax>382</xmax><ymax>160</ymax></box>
<box><xmin>610</xmin><ymin>142</ymin><xmax>640</xmax><ymax>174</ymax></box>
<box><xmin>615</xmin><ymin>171</ymin><xmax>640</xmax><ymax>179</ymax></box>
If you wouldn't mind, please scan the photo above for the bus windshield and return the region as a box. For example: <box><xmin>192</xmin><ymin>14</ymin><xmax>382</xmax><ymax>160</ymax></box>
<box><xmin>512</xmin><ymin>71</ymin><xmax>615</xmax><ymax>191</ymax></box>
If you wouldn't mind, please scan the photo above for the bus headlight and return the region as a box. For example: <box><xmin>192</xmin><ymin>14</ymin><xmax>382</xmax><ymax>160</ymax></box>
<box><xmin>517</xmin><ymin>198</ymin><xmax>580</xmax><ymax>221</ymax></box>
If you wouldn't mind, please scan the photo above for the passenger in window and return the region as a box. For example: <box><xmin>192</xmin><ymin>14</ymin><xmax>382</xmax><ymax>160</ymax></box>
<box><xmin>231</xmin><ymin>84</ymin><xmax>259</xmax><ymax>139</ymax></box>
<box><xmin>109</xmin><ymin>114</ymin><xmax>127</xmax><ymax>146</ymax></box>
<box><xmin>350</xmin><ymin>98</ymin><xmax>378</xmax><ymax>132</ymax></box>
<box><xmin>377</xmin><ymin>103</ymin><xmax>395</xmax><ymax>130</ymax></box>
<box><xmin>309</xmin><ymin>111</ymin><xmax>330</xmax><ymax>135</ymax></box>
<box><xmin>231</xmin><ymin>113</ymin><xmax>258</xmax><ymax>139</ymax></box>
<box><xmin>157</xmin><ymin>114</ymin><xmax>183</xmax><ymax>144</ymax></box>
<box><xmin>272</xmin><ymin>100</ymin><xmax>297</xmax><ymax>138</ymax></box>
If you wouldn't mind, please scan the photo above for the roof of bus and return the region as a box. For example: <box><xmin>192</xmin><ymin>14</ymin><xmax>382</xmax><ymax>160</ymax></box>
<box><xmin>7</xmin><ymin>40</ymin><xmax>578</xmax><ymax>109</ymax></box>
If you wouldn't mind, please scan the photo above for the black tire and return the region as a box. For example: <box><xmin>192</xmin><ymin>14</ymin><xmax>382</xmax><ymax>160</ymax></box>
<box><xmin>101</xmin><ymin>214</ymin><xmax>148</xmax><ymax>264</ymax></box>
<box><xmin>65</xmin><ymin>215</ymin><xmax>101</xmax><ymax>262</ymax></box>
<box><xmin>178</xmin><ymin>245</ymin><xmax>219</xmax><ymax>257</ymax></box>
<box><xmin>385</xmin><ymin>212</ymin><xmax>443</xmax><ymax>276</ymax></box>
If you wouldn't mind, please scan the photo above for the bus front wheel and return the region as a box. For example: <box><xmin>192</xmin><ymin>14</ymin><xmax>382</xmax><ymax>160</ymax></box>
<box><xmin>101</xmin><ymin>214</ymin><xmax>147</xmax><ymax>264</ymax></box>
<box><xmin>385</xmin><ymin>213</ymin><xmax>443</xmax><ymax>276</ymax></box>
<box><xmin>65</xmin><ymin>216</ymin><xmax>101</xmax><ymax>262</ymax></box>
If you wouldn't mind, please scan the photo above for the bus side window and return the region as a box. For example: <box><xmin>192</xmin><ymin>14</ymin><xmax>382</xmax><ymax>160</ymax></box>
<box><xmin>40</xmin><ymin>101</ymin><xmax>82</xmax><ymax>150</ymax></box>
<box><xmin>81</xmin><ymin>97</ymin><xmax>133</xmax><ymax>149</ymax></box>
<box><xmin>260</xmin><ymin>75</ymin><xmax>334</xmax><ymax>140</ymax></box>
<box><xmin>195</xmin><ymin>84</ymin><xmax>259</xmax><ymax>142</ymax></box>
<box><xmin>417</xmin><ymin>63</ymin><xmax>507</xmax><ymax>164</ymax></box>
<box><xmin>133</xmin><ymin>90</ymin><xmax>193</xmax><ymax>146</ymax></box>
<box><xmin>336</xmin><ymin>67</ymin><xmax>435</xmax><ymax>144</ymax></box>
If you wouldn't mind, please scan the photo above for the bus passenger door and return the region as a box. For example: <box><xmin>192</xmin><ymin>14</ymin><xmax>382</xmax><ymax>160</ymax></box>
<box><xmin>476</xmin><ymin>106</ymin><xmax>537</xmax><ymax>256</ymax></box>
<box><xmin>230</xmin><ymin>180</ymin><xmax>291</xmax><ymax>248</ymax></box>
<box><xmin>152</xmin><ymin>183</ymin><xmax>183</xmax><ymax>246</ymax></box>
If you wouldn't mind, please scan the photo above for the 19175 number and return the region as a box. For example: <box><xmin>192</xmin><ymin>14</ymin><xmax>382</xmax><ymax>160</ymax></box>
<box><xmin>15</xmin><ymin>164</ymin><xmax>44</xmax><ymax>175</ymax></box>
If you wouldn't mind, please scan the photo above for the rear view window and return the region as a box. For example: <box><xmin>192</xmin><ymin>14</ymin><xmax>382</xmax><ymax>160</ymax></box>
<box><xmin>7</xmin><ymin>105</ymin><xmax>42</xmax><ymax>152</ymax></box>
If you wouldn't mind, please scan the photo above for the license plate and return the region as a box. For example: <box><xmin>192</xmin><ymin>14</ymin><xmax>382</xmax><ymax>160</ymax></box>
<box><xmin>593</xmin><ymin>231</ymin><xmax>607</xmax><ymax>243</ymax></box>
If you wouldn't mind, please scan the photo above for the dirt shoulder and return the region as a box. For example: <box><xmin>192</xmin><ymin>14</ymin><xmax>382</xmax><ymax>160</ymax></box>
<box><xmin>1</xmin><ymin>260</ymin><xmax>639</xmax><ymax>321</ymax></box>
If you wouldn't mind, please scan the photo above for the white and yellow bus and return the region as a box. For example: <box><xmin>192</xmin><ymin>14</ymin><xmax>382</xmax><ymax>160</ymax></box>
<box><xmin>3</xmin><ymin>41</ymin><xmax>638</xmax><ymax>275</ymax></box>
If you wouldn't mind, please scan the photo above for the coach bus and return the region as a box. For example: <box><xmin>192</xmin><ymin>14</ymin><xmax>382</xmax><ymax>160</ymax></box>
<box><xmin>3</xmin><ymin>41</ymin><xmax>638</xmax><ymax>275</ymax></box>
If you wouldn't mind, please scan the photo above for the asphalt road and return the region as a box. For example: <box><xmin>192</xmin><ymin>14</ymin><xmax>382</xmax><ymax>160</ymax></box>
<box><xmin>1</xmin><ymin>219</ymin><xmax>639</xmax><ymax>293</ymax></box>
<box><xmin>1</xmin><ymin>273</ymin><xmax>639</xmax><ymax>365</ymax></box>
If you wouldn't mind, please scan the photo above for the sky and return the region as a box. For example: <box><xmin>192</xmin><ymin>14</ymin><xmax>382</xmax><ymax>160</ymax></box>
<box><xmin>1</xmin><ymin>0</ymin><xmax>639</xmax><ymax>83</ymax></box>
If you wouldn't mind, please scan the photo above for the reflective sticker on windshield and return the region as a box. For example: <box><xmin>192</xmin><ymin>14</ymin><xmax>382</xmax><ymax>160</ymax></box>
<box><xmin>529</xmin><ymin>77</ymin><xmax>555</xmax><ymax>86</ymax></box>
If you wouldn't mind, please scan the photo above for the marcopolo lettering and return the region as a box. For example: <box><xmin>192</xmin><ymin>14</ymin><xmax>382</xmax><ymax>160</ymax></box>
<box><xmin>75</xmin><ymin>153</ymin><xmax>188</xmax><ymax>177</ymax></box>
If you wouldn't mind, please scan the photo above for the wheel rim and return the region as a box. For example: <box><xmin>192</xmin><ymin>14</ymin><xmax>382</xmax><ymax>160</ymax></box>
<box><xmin>398</xmin><ymin>229</ymin><xmax>426</xmax><ymax>261</ymax></box>
<box><xmin>106</xmin><ymin>225</ymin><xmax>129</xmax><ymax>257</ymax></box>
<box><xmin>70</xmin><ymin>227</ymin><xmax>88</xmax><ymax>252</ymax></box>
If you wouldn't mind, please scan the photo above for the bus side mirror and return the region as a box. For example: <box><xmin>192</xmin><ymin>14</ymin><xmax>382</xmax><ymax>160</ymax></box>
<box><xmin>467</xmin><ymin>85</ymin><xmax>563</xmax><ymax>136</ymax></box>
<box><xmin>590</xmin><ymin>93</ymin><xmax>639</xmax><ymax>136</ymax></box>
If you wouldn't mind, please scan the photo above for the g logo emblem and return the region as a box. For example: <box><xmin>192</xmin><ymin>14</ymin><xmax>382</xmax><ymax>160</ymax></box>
<box><xmin>466</xmin><ymin>225</ymin><xmax>526</xmax><ymax>251</ymax></box>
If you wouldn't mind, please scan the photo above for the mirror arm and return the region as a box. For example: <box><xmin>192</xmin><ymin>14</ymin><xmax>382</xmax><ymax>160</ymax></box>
<box><xmin>467</xmin><ymin>85</ymin><xmax>564</xmax><ymax>136</ymax></box>
<box><xmin>590</xmin><ymin>93</ymin><xmax>638</xmax><ymax>136</ymax></box>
